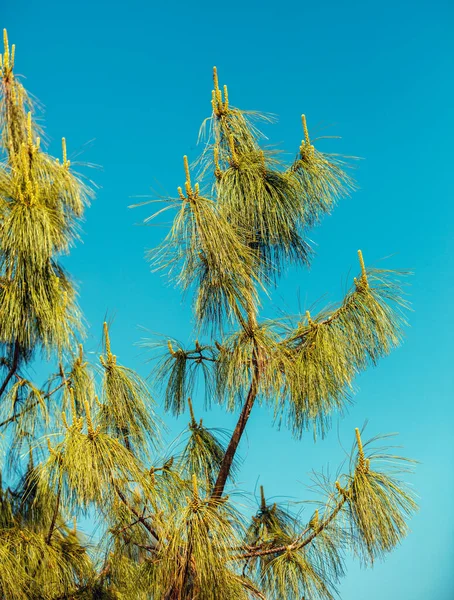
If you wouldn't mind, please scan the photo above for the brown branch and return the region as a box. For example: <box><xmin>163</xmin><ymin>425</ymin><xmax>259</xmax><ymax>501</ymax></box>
<box><xmin>113</xmin><ymin>513</ymin><xmax>155</xmax><ymax>536</ymax></box>
<box><xmin>31</xmin><ymin>475</ymin><xmax>64</xmax><ymax>578</ymax></box>
<box><xmin>46</xmin><ymin>476</ymin><xmax>62</xmax><ymax>545</ymax></box>
<box><xmin>119</xmin><ymin>427</ymin><xmax>132</xmax><ymax>451</ymax></box>
<box><xmin>0</xmin><ymin>376</ymin><xmax>69</xmax><ymax>429</ymax></box>
<box><xmin>114</xmin><ymin>484</ymin><xmax>160</xmax><ymax>543</ymax></box>
<box><xmin>120</xmin><ymin>532</ymin><xmax>157</xmax><ymax>554</ymax></box>
<box><xmin>52</xmin><ymin>562</ymin><xmax>112</xmax><ymax>599</ymax></box>
<box><xmin>211</xmin><ymin>306</ymin><xmax>262</xmax><ymax>501</ymax></box>
<box><xmin>283</xmin><ymin>289</ymin><xmax>358</xmax><ymax>347</ymax></box>
<box><xmin>236</xmin><ymin>495</ymin><xmax>347</xmax><ymax>559</ymax></box>
<box><xmin>185</xmin><ymin>353</ymin><xmax>216</xmax><ymax>363</ymax></box>
<box><xmin>0</xmin><ymin>342</ymin><xmax>20</xmax><ymax>399</ymax></box>
<box><xmin>211</xmin><ymin>370</ymin><xmax>260</xmax><ymax>500</ymax></box>
<box><xmin>96</xmin><ymin>562</ymin><xmax>112</xmax><ymax>581</ymax></box>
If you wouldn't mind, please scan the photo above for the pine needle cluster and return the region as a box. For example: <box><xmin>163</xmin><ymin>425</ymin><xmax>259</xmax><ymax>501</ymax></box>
<box><xmin>0</xmin><ymin>31</ymin><xmax>416</xmax><ymax>599</ymax></box>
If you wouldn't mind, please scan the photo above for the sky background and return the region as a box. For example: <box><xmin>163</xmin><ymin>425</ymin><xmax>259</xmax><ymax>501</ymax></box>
<box><xmin>3</xmin><ymin>1</ymin><xmax>454</xmax><ymax>598</ymax></box>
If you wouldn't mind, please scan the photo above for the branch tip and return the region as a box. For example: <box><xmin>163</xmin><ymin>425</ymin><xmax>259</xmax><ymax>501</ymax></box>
<box><xmin>192</xmin><ymin>473</ymin><xmax>199</xmax><ymax>499</ymax></box>
<box><xmin>26</xmin><ymin>111</ymin><xmax>32</xmax><ymax>146</ymax></box>
<box><xmin>62</xmin><ymin>137</ymin><xmax>70</xmax><ymax>166</ymax></box>
<box><xmin>260</xmin><ymin>485</ymin><xmax>266</xmax><ymax>510</ymax></box>
<box><xmin>103</xmin><ymin>322</ymin><xmax>112</xmax><ymax>356</ymax></box>
<box><xmin>213</xmin><ymin>66</ymin><xmax>219</xmax><ymax>92</ymax></box>
<box><xmin>223</xmin><ymin>84</ymin><xmax>229</xmax><ymax>110</ymax></box>
<box><xmin>84</xmin><ymin>399</ymin><xmax>95</xmax><ymax>437</ymax></box>
<box><xmin>357</xmin><ymin>249</ymin><xmax>367</xmax><ymax>283</ymax></box>
<box><xmin>183</xmin><ymin>155</ymin><xmax>191</xmax><ymax>187</ymax></box>
<box><xmin>301</xmin><ymin>114</ymin><xmax>310</xmax><ymax>145</ymax></box>
<box><xmin>69</xmin><ymin>387</ymin><xmax>77</xmax><ymax>420</ymax></box>
<box><xmin>355</xmin><ymin>427</ymin><xmax>366</xmax><ymax>471</ymax></box>
<box><xmin>228</xmin><ymin>134</ymin><xmax>238</xmax><ymax>166</ymax></box>
<box><xmin>187</xmin><ymin>397</ymin><xmax>196</xmax><ymax>427</ymax></box>
<box><xmin>61</xmin><ymin>411</ymin><xmax>69</xmax><ymax>430</ymax></box>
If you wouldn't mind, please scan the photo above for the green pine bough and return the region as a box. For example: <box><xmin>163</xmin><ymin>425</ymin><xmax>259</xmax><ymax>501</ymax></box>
<box><xmin>0</xmin><ymin>30</ymin><xmax>417</xmax><ymax>600</ymax></box>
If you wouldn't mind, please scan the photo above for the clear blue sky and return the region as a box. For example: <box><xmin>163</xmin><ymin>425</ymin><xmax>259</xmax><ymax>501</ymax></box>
<box><xmin>4</xmin><ymin>0</ymin><xmax>454</xmax><ymax>598</ymax></box>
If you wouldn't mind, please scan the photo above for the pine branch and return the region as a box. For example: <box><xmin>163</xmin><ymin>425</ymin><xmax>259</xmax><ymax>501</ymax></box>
<box><xmin>120</xmin><ymin>532</ymin><xmax>156</xmax><ymax>554</ymax></box>
<box><xmin>114</xmin><ymin>484</ymin><xmax>160</xmax><ymax>544</ymax></box>
<box><xmin>45</xmin><ymin>475</ymin><xmax>62</xmax><ymax>544</ymax></box>
<box><xmin>0</xmin><ymin>373</ymin><xmax>69</xmax><ymax>429</ymax></box>
<box><xmin>0</xmin><ymin>42</ymin><xmax>417</xmax><ymax>600</ymax></box>
<box><xmin>237</xmin><ymin>494</ymin><xmax>347</xmax><ymax>559</ymax></box>
<box><xmin>0</xmin><ymin>341</ymin><xmax>20</xmax><ymax>399</ymax></box>
<box><xmin>273</xmin><ymin>258</ymin><xmax>407</xmax><ymax>437</ymax></box>
<box><xmin>211</xmin><ymin>366</ymin><xmax>260</xmax><ymax>500</ymax></box>
<box><xmin>52</xmin><ymin>562</ymin><xmax>112</xmax><ymax>600</ymax></box>
<box><xmin>211</xmin><ymin>308</ymin><xmax>261</xmax><ymax>500</ymax></box>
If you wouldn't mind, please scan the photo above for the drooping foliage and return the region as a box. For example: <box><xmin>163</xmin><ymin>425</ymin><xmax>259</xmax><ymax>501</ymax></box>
<box><xmin>0</xmin><ymin>31</ymin><xmax>416</xmax><ymax>599</ymax></box>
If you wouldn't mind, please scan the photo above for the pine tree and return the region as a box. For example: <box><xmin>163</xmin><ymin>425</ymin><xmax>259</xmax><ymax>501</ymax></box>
<box><xmin>0</xmin><ymin>30</ymin><xmax>417</xmax><ymax>599</ymax></box>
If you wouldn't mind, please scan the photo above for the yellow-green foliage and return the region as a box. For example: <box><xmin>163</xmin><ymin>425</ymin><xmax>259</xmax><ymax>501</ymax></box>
<box><xmin>178</xmin><ymin>398</ymin><xmax>236</xmax><ymax>490</ymax></box>
<box><xmin>288</xmin><ymin>114</ymin><xmax>355</xmax><ymax>226</ymax></box>
<box><xmin>41</xmin><ymin>415</ymin><xmax>147</xmax><ymax>513</ymax></box>
<box><xmin>0</xmin><ymin>526</ymin><xmax>92</xmax><ymax>599</ymax></box>
<box><xmin>151</xmin><ymin>157</ymin><xmax>259</xmax><ymax>328</ymax></box>
<box><xmin>0</xmin><ymin>31</ymin><xmax>89</xmax><ymax>358</ymax></box>
<box><xmin>98</xmin><ymin>324</ymin><xmax>160</xmax><ymax>456</ymax></box>
<box><xmin>63</xmin><ymin>345</ymin><xmax>96</xmax><ymax>416</ymax></box>
<box><xmin>340</xmin><ymin>428</ymin><xmax>417</xmax><ymax>564</ymax></box>
<box><xmin>276</xmin><ymin>265</ymin><xmax>408</xmax><ymax>437</ymax></box>
<box><xmin>0</xmin><ymin>32</ymin><xmax>417</xmax><ymax>600</ymax></box>
<box><xmin>216</xmin><ymin>149</ymin><xmax>312</xmax><ymax>276</ymax></box>
<box><xmin>145</xmin><ymin>476</ymin><xmax>254</xmax><ymax>600</ymax></box>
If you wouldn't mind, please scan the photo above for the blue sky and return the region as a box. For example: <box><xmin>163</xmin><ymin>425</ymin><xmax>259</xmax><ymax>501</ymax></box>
<box><xmin>4</xmin><ymin>0</ymin><xmax>454</xmax><ymax>598</ymax></box>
